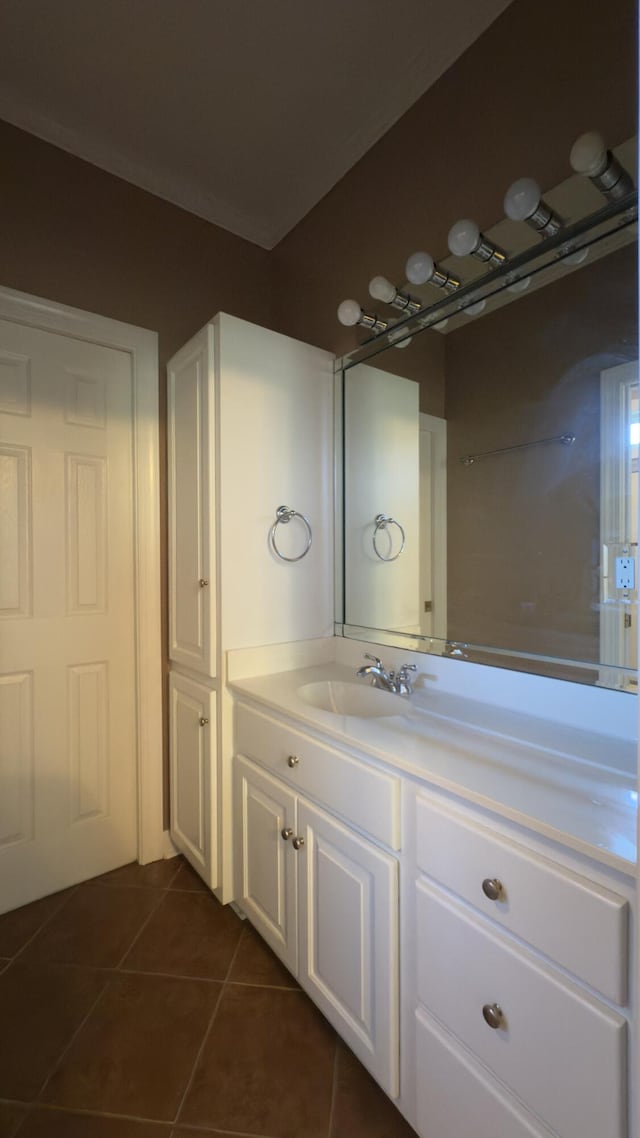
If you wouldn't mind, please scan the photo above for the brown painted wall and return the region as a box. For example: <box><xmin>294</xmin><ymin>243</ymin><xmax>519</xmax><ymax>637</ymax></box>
<box><xmin>0</xmin><ymin>120</ymin><xmax>273</xmax><ymax>366</ymax></box>
<box><xmin>271</xmin><ymin>0</ymin><xmax>637</xmax><ymax>356</ymax></box>
<box><xmin>445</xmin><ymin>242</ymin><xmax>638</xmax><ymax>663</ymax></box>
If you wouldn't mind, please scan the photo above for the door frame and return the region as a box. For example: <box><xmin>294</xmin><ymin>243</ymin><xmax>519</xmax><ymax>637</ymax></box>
<box><xmin>0</xmin><ymin>284</ymin><xmax>164</xmax><ymax>864</ymax></box>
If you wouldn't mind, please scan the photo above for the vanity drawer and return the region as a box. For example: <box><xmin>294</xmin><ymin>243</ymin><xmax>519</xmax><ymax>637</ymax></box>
<box><xmin>416</xmin><ymin>880</ymin><xmax>627</xmax><ymax>1138</ymax></box>
<box><xmin>235</xmin><ymin>703</ymin><xmax>401</xmax><ymax>848</ymax></box>
<box><xmin>416</xmin><ymin>1009</ymin><xmax>556</xmax><ymax>1138</ymax></box>
<box><xmin>415</xmin><ymin>795</ymin><xmax>628</xmax><ymax>1003</ymax></box>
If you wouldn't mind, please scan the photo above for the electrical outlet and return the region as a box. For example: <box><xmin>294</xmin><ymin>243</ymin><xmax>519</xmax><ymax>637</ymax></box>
<box><xmin>615</xmin><ymin>556</ymin><xmax>635</xmax><ymax>590</ymax></box>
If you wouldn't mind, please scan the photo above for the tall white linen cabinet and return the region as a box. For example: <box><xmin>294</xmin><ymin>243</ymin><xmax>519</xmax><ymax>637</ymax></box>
<box><xmin>167</xmin><ymin>314</ymin><xmax>335</xmax><ymax>900</ymax></box>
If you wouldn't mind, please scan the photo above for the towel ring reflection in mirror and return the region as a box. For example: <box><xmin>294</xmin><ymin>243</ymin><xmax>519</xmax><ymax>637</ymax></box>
<box><xmin>373</xmin><ymin>514</ymin><xmax>406</xmax><ymax>562</ymax></box>
<box><xmin>269</xmin><ymin>505</ymin><xmax>313</xmax><ymax>562</ymax></box>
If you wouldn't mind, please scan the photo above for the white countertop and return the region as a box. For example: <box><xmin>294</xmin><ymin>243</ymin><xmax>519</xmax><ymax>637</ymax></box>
<box><xmin>229</xmin><ymin>662</ymin><xmax>638</xmax><ymax>874</ymax></box>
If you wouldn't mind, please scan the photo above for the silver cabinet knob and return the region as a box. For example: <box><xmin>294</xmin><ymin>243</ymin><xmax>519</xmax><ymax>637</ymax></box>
<box><xmin>199</xmin><ymin>717</ymin><xmax>209</xmax><ymax>727</ymax></box>
<box><xmin>281</xmin><ymin>828</ymin><xmax>294</xmax><ymax>841</ymax></box>
<box><xmin>482</xmin><ymin>1003</ymin><xmax>504</xmax><ymax>1029</ymax></box>
<box><xmin>292</xmin><ymin>836</ymin><xmax>305</xmax><ymax>850</ymax></box>
<box><xmin>482</xmin><ymin>878</ymin><xmax>503</xmax><ymax>901</ymax></box>
<box><xmin>287</xmin><ymin>754</ymin><xmax>300</xmax><ymax>768</ymax></box>
<box><xmin>199</xmin><ymin>578</ymin><xmax>209</xmax><ymax>587</ymax></box>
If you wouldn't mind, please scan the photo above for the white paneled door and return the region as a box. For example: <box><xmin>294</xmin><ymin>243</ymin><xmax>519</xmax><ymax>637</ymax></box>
<box><xmin>0</xmin><ymin>317</ymin><xmax>139</xmax><ymax>913</ymax></box>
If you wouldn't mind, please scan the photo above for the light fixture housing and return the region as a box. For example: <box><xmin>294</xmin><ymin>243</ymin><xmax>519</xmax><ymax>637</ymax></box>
<box><xmin>569</xmin><ymin>131</ymin><xmax>634</xmax><ymax>201</ymax></box>
<box><xmin>504</xmin><ymin>177</ymin><xmax>563</xmax><ymax>238</ymax></box>
<box><xmin>368</xmin><ymin>275</ymin><xmax>422</xmax><ymax>314</ymax></box>
<box><xmin>337</xmin><ymin>299</ymin><xmax>387</xmax><ymax>333</ymax></box>
<box><xmin>405</xmin><ymin>250</ymin><xmax>460</xmax><ymax>291</ymax></box>
<box><xmin>448</xmin><ymin>219</ymin><xmax>506</xmax><ymax>267</ymax></box>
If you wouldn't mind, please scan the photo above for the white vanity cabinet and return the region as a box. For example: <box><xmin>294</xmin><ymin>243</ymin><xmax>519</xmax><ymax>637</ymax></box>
<box><xmin>411</xmin><ymin>788</ymin><xmax>631</xmax><ymax>1138</ymax></box>
<box><xmin>234</xmin><ymin>705</ymin><xmax>401</xmax><ymax>1098</ymax></box>
<box><xmin>228</xmin><ymin>674</ymin><xmax>635</xmax><ymax>1138</ymax></box>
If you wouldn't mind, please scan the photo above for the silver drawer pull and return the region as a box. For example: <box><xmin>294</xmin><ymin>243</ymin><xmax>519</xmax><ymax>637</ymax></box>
<box><xmin>199</xmin><ymin>717</ymin><xmax>209</xmax><ymax>727</ymax></box>
<box><xmin>281</xmin><ymin>828</ymin><xmax>294</xmax><ymax>841</ymax></box>
<box><xmin>287</xmin><ymin>754</ymin><xmax>300</xmax><ymax>768</ymax></box>
<box><xmin>482</xmin><ymin>878</ymin><xmax>503</xmax><ymax>901</ymax></box>
<box><xmin>482</xmin><ymin>1003</ymin><xmax>504</xmax><ymax>1030</ymax></box>
<box><xmin>199</xmin><ymin>578</ymin><xmax>209</xmax><ymax>587</ymax></box>
<box><xmin>292</xmin><ymin>836</ymin><xmax>305</xmax><ymax>850</ymax></box>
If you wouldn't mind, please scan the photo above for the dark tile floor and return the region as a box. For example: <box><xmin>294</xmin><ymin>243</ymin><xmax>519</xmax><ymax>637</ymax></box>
<box><xmin>0</xmin><ymin>858</ymin><xmax>418</xmax><ymax>1138</ymax></box>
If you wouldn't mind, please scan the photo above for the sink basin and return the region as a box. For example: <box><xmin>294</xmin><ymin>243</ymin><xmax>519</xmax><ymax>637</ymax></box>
<box><xmin>297</xmin><ymin>680</ymin><xmax>406</xmax><ymax>718</ymax></box>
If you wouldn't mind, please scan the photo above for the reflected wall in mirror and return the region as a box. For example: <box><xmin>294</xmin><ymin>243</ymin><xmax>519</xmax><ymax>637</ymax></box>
<box><xmin>342</xmin><ymin>219</ymin><xmax>638</xmax><ymax>690</ymax></box>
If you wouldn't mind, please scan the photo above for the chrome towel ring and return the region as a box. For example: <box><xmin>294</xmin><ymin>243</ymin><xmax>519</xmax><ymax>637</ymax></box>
<box><xmin>269</xmin><ymin>505</ymin><xmax>313</xmax><ymax>562</ymax></box>
<box><xmin>373</xmin><ymin>513</ymin><xmax>405</xmax><ymax>562</ymax></box>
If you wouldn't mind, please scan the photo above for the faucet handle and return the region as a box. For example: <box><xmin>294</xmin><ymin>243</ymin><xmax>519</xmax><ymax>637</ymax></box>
<box><xmin>396</xmin><ymin>662</ymin><xmax>418</xmax><ymax>694</ymax></box>
<box><xmin>364</xmin><ymin>653</ymin><xmax>383</xmax><ymax>668</ymax></box>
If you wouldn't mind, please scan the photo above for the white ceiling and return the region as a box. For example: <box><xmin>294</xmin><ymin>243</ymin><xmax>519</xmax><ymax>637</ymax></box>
<box><xmin>0</xmin><ymin>0</ymin><xmax>514</xmax><ymax>249</ymax></box>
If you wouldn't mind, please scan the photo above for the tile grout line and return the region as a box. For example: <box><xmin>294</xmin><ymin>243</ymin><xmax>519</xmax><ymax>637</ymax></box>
<box><xmin>30</xmin><ymin>879</ymin><xmax>172</xmax><ymax>1103</ymax></box>
<box><xmin>22</xmin><ymin>1099</ymin><xmax>287</xmax><ymax>1136</ymax></box>
<box><xmin>114</xmin><ymin>884</ymin><xmax>169</xmax><ymax>970</ymax></box>
<box><xmin>172</xmin><ymin>924</ymin><xmax>248</xmax><ymax>1127</ymax></box>
<box><xmin>9</xmin><ymin>885</ymin><xmax>80</xmax><ymax>964</ymax></box>
<box><xmin>165</xmin><ymin>855</ymin><xmax>190</xmax><ymax>890</ymax></box>
<box><xmin>118</xmin><ymin>965</ymin><xmax>298</xmax><ymax>990</ymax></box>
<box><xmin>170</xmin><ymin>985</ymin><xmax>226</xmax><ymax>1127</ymax></box>
<box><xmin>32</xmin><ymin>970</ymin><xmax>113</xmax><ymax>1103</ymax></box>
<box><xmin>325</xmin><ymin>1038</ymin><xmax>341</xmax><ymax>1138</ymax></box>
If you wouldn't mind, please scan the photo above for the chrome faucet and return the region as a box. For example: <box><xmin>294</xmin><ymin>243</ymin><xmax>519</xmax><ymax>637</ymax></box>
<box><xmin>356</xmin><ymin>653</ymin><xmax>417</xmax><ymax>696</ymax></box>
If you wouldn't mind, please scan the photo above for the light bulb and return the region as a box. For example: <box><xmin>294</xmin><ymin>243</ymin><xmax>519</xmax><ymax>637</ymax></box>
<box><xmin>462</xmin><ymin>299</ymin><xmax>486</xmax><ymax>317</ymax></box>
<box><xmin>405</xmin><ymin>251</ymin><xmax>435</xmax><ymax>285</ymax></box>
<box><xmin>337</xmin><ymin>299</ymin><xmax>361</xmax><ymax>327</ymax></box>
<box><xmin>504</xmin><ymin>177</ymin><xmax>541</xmax><ymax>222</ymax></box>
<box><xmin>570</xmin><ymin>131</ymin><xmax>607</xmax><ymax>177</ymax></box>
<box><xmin>448</xmin><ymin>219</ymin><xmax>480</xmax><ymax>257</ymax></box>
<box><xmin>433</xmin><ymin>318</ymin><xmax>449</xmax><ymax>332</ymax></box>
<box><xmin>368</xmin><ymin>275</ymin><xmax>396</xmax><ymax>303</ymax></box>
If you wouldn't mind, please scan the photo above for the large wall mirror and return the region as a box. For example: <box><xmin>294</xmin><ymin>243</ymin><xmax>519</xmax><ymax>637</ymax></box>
<box><xmin>339</xmin><ymin>142</ymin><xmax>638</xmax><ymax>691</ymax></box>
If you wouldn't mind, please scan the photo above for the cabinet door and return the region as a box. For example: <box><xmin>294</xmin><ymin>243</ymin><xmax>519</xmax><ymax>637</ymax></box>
<box><xmin>235</xmin><ymin>755</ymin><xmax>298</xmax><ymax>975</ymax></box>
<box><xmin>297</xmin><ymin>799</ymin><xmax>399</xmax><ymax>1097</ymax></box>
<box><xmin>169</xmin><ymin>671</ymin><xmax>215</xmax><ymax>886</ymax></box>
<box><xmin>167</xmin><ymin>325</ymin><xmax>215</xmax><ymax>676</ymax></box>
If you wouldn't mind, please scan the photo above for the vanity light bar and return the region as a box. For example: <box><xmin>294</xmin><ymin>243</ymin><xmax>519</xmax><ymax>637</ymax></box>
<box><xmin>335</xmin><ymin>130</ymin><xmax>636</xmax><ymax>338</ymax></box>
<box><xmin>569</xmin><ymin>131</ymin><xmax>634</xmax><ymax>201</ymax></box>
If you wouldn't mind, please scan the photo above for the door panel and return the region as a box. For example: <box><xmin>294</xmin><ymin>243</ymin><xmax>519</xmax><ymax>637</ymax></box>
<box><xmin>167</xmin><ymin>327</ymin><xmax>215</xmax><ymax>676</ymax></box>
<box><xmin>0</xmin><ymin>318</ymin><xmax>138</xmax><ymax>913</ymax></box>
<box><xmin>297</xmin><ymin>799</ymin><xmax>399</xmax><ymax>1097</ymax></box>
<box><xmin>235</xmin><ymin>755</ymin><xmax>298</xmax><ymax>975</ymax></box>
<box><xmin>169</xmin><ymin>672</ymin><xmax>215</xmax><ymax>884</ymax></box>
